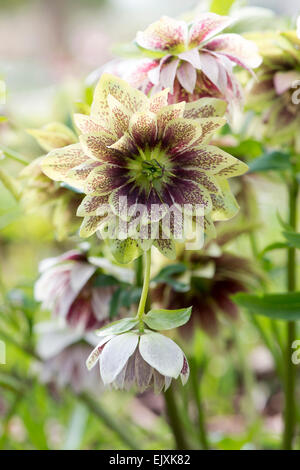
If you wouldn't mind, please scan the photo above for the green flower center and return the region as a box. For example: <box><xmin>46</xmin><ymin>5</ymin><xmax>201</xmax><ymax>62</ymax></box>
<box><xmin>141</xmin><ymin>159</ymin><xmax>164</xmax><ymax>181</ymax></box>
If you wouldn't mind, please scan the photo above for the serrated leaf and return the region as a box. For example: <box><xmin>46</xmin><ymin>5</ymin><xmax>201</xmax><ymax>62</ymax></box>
<box><xmin>233</xmin><ymin>292</ymin><xmax>300</xmax><ymax>321</ymax></box>
<box><xmin>143</xmin><ymin>307</ymin><xmax>192</xmax><ymax>331</ymax></box>
<box><xmin>95</xmin><ymin>317</ymin><xmax>138</xmax><ymax>336</ymax></box>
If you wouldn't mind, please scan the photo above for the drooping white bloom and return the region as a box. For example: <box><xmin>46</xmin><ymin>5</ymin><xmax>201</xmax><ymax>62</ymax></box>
<box><xmin>86</xmin><ymin>329</ymin><xmax>189</xmax><ymax>393</ymax></box>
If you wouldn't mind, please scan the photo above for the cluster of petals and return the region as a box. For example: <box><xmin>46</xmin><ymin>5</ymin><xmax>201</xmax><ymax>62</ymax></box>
<box><xmin>41</xmin><ymin>73</ymin><xmax>248</xmax><ymax>259</ymax></box>
<box><xmin>87</xmin><ymin>329</ymin><xmax>189</xmax><ymax>393</ymax></box>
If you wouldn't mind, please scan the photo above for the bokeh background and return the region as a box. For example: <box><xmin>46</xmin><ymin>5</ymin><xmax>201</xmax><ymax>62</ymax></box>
<box><xmin>0</xmin><ymin>0</ymin><xmax>299</xmax><ymax>450</ymax></box>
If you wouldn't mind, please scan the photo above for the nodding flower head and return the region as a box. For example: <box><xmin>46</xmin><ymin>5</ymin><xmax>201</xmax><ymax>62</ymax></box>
<box><xmin>34</xmin><ymin>249</ymin><xmax>133</xmax><ymax>331</ymax></box>
<box><xmin>86</xmin><ymin>329</ymin><xmax>189</xmax><ymax>393</ymax></box>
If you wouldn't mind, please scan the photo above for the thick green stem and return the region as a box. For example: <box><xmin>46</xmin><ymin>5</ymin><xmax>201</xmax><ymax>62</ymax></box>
<box><xmin>189</xmin><ymin>358</ymin><xmax>209</xmax><ymax>450</ymax></box>
<box><xmin>136</xmin><ymin>250</ymin><xmax>151</xmax><ymax>331</ymax></box>
<box><xmin>164</xmin><ymin>385</ymin><xmax>189</xmax><ymax>450</ymax></box>
<box><xmin>282</xmin><ymin>175</ymin><xmax>298</xmax><ymax>450</ymax></box>
<box><xmin>78</xmin><ymin>392</ymin><xmax>140</xmax><ymax>450</ymax></box>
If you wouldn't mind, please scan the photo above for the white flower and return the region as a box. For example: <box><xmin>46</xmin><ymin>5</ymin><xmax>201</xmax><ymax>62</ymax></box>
<box><xmin>86</xmin><ymin>329</ymin><xmax>189</xmax><ymax>393</ymax></box>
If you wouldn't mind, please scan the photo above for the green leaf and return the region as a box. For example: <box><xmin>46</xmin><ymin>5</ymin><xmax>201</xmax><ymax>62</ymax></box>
<box><xmin>259</xmin><ymin>242</ymin><xmax>289</xmax><ymax>257</ymax></box>
<box><xmin>277</xmin><ymin>211</ymin><xmax>293</xmax><ymax>231</ymax></box>
<box><xmin>282</xmin><ymin>231</ymin><xmax>300</xmax><ymax>249</ymax></box>
<box><xmin>143</xmin><ymin>307</ymin><xmax>192</xmax><ymax>331</ymax></box>
<box><xmin>210</xmin><ymin>0</ymin><xmax>235</xmax><ymax>15</ymax></box>
<box><xmin>248</xmin><ymin>150</ymin><xmax>291</xmax><ymax>173</ymax></box>
<box><xmin>93</xmin><ymin>273</ymin><xmax>120</xmax><ymax>287</ymax></box>
<box><xmin>233</xmin><ymin>292</ymin><xmax>300</xmax><ymax>321</ymax></box>
<box><xmin>95</xmin><ymin>317</ymin><xmax>139</xmax><ymax>336</ymax></box>
<box><xmin>109</xmin><ymin>287</ymin><xmax>123</xmax><ymax>319</ymax></box>
<box><xmin>152</xmin><ymin>263</ymin><xmax>189</xmax><ymax>292</ymax></box>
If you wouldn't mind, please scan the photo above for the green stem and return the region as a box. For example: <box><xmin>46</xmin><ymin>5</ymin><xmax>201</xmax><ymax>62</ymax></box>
<box><xmin>136</xmin><ymin>250</ymin><xmax>151</xmax><ymax>331</ymax></box>
<box><xmin>78</xmin><ymin>392</ymin><xmax>140</xmax><ymax>450</ymax></box>
<box><xmin>164</xmin><ymin>385</ymin><xmax>189</xmax><ymax>450</ymax></box>
<box><xmin>0</xmin><ymin>168</ymin><xmax>20</xmax><ymax>200</ymax></box>
<box><xmin>282</xmin><ymin>174</ymin><xmax>298</xmax><ymax>450</ymax></box>
<box><xmin>0</xmin><ymin>144</ymin><xmax>29</xmax><ymax>165</ymax></box>
<box><xmin>189</xmin><ymin>358</ymin><xmax>209</xmax><ymax>450</ymax></box>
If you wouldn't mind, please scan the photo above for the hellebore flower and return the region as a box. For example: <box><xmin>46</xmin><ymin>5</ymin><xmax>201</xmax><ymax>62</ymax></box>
<box><xmin>41</xmin><ymin>73</ymin><xmax>248</xmax><ymax>263</ymax></box>
<box><xmin>152</xmin><ymin>232</ymin><xmax>259</xmax><ymax>335</ymax></box>
<box><xmin>20</xmin><ymin>122</ymin><xmax>83</xmax><ymax>240</ymax></box>
<box><xmin>114</xmin><ymin>13</ymin><xmax>261</xmax><ymax>110</ymax></box>
<box><xmin>86</xmin><ymin>329</ymin><xmax>189</xmax><ymax>393</ymax></box>
<box><xmin>36</xmin><ymin>322</ymin><xmax>102</xmax><ymax>394</ymax></box>
<box><xmin>245</xmin><ymin>29</ymin><xmax>300</xmax><ymax>151</ymax></box>
<box><xmin>35</xmin><ymin>249</ymin><xmax>133</xmax><ymax>331</ymax></box>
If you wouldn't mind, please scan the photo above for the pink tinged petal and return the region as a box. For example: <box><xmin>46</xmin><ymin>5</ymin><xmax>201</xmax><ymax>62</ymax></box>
<box><xmin>135</xmin><ymin>349</ymin><xmax>153</xmax><ymax>392</ymax></box>
<box><xmin>86</xmin><ymin>335</ymin><xmax>113</xmax><ymax>370</ymax></box>
<box><xmin>91</xmin><ymin>287</ymin><xmax>112</xmax><ymax>322</ymax></box>
<box><xmin>149</xmin><ymin>88</ymin><xmax>169</xmax><ymax>112</ymax></box>
<box><xmin>205</xmin><ymin>33</ymin><xmax>262</xmax><ymax>70</ymax></box>
<box><xmin>176</xmin><ymin>62</ymin><xmax>197</xmax><ymax>94</ymax></box>
<box><xmin>77</xmin><ymin>194</ymin><xmax>109</xmax><ymax>216</ymax></box>
<box><xmin>148</xmin><ymin>64</ymin><xmax>163</xmax><ymax>86</ymax></box>
<box><xmin>100</xmin><ymin>333</ymin><xmax>139</xmax><ymax>384</ymax></box>
<box><xmin>188</xmin><ymin>13</ymin><xmax>234</xmax><ymax>48</ymax></box>
<box><xmin>107</xmin><ymin>94</ymin><xmax>132</xmax><ymax>138</ymax></box>
<box><xmin>153</xmin><ymin>370</ymin><xmax>165</xmax><ymax>394</ymax></box>
<box><xmin>198</xmin><ymin>52</ymin><xmax>220</xmax><ymax>90</ymax></box>
<box><xmin>123</xmin><ymin>353</ymin><xmax>137</xmax><ymax>390</ymax></box>
<box><xmin>91</xmin><ymin>73</ymin><xmax>148</xmax><ymax>125</ymax></box>
<box><xmin>135</xmin><ymin>16</ymin><xmax>188</xmax><ymax>53</ymax></box>
<box><xmin>139</xmin><ymin>331</ymin><xmax>184</xmax><ymax>378</ymax></box>
<box><xmin>180</xmin><ymin>356</ymin><xmax>189</xmax><ymax>385</ymax></box>
<box><xmin>70</xmin><ymin>262</ymin><xmax>96</xmax><ymax>293</ymax></box>
<box><xmin>129</xmin><ymin>111</ymin><xmax>157</xmax><ymax>147</ymax></box>
<box><xmin>164</xmin><ymin>376</ymin><xmax>172</xmax><ymax>391</ymax></box>
<box><xmin>74</xmin><ymin>113</ymin><xmax>108</xmax><ymax>135</ymax></box>
<box><xmin>178</xmin><ymin>49</ymin><xmax>201</xmax><ymax>69</ymax></box>
<box><xmin>183</xmin><ymin>98</ymin><xmax>227</xmax><ymax>119</ymax></box>
<box><xmin>274</xmin><ymin>71</ymin><xmax>300</xmax><ymax>95</ymax></box>
<box><xmin>159</xmin><ymin>59</ymin><xmax>179</xmax><ymax>94</ymax></box>
<box><xmin>41</xmin><ymin>143</ymin><xmax>89</xmax><ymax>185</ymax></box>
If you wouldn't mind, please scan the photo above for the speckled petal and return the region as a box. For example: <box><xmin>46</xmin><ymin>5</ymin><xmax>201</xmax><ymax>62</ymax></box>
<box><xmin>149</xmin><ymin>89</ymin><xmax>169</xmax><ymax>112</ymax></box>
<box><xmin>206</xmin><ymin>33</ymin><xmax>262</xmax><ymax>70</ymax></box>
<box><xmin>129</xmin><ymin>111</ymin><xmax>157</xmax><ymax>147</ymax></box>
<box><xmin>41</xmin><ymin>143</ymin><xmax>90</xmax><ymax>188</ymax></box>
<box><xmin>107</xmin><ymin>94</ymin><xmax>132</xmax><ymax>138</ymax></box>
<box><xmin>74</xmin><ymin>113</ymin><xmax>109</xmax><ymax>135</ymax></box>
<box><xmin>79</xmin><ymin>214</ymin><xmax>109</xmax><ymax>237</ymax></box>
<box><xmin>173</xmin><ymin>145</ymin><xmax>243</xmax><ymax>173</ymax></box>
<box><xmin>79</xmin><ymin>133</ymin><xmax>123</xmax><ymax>166</ymax></box>
<box><xmin>183</xmin><ymin>98</ymin><xmax>227</xmax><ymax>119</ymax></box>
<box><xmin>85</xmin><ymin>165</ymin><xmax>127</xmax><ymax>195</ymax></box>
<box><xmin>162</xmin><ymin>118</ymin><xmax>202</xmax><ymax>153</ymax></box>
<box><xmin>156</xmin><ymin>102</ymin><xmax>185</xmax><ymax>136</ymax></box>
<box><xmin>91</xmin><ymin>73</ymin><xmax>148</xmax><ymax>125</ymax></box>
<box><xmin>211</xmin><ymin>177</ymin><xmax>239</xmax><ymax>221</ymax></box>
<box><xmin>192</xmin><ymin>117</ymin><xmax>226</xmax><ymax>145</ymax></box>
<box><xmin>77</xmin><ymin>194</ymin><xmax>110</xmax><ymax>216</ymax></box>
<box><xmin>188</xmin><ymin>13</ymin><xmax>233</xmax><ymax>48</ymax></box>
<box><xmin>136</xmin><ymin>16</ymin><xmax>188</xmax><ymax>54</ymax></box>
